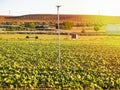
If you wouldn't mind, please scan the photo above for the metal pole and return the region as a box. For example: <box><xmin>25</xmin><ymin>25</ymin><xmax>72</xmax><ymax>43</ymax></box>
<box><xmin>9</xmin><ymin>10</ymin><xmax>11</xmax><ymax>15</ymax></box>
<box><xmin>57</xmin><ymin>5</ymin><xmax>61</xmax><ymax>69</ymax></box>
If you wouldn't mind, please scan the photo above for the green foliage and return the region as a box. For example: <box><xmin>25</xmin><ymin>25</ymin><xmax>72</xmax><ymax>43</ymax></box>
<box><xmin>0</xmin><ymin>40</ymin><xmax>120</xmax><ymax>89</ymax></box>
<box><xmin>94</xmin><ymin>25</ymin><xmax>100</xmax><ymax>32</ymax></box>
<box><xmin>60</xmin><ymin>22</ymin><xmax>73</xmax><ymax>30</ymax></box>
<box><xmin>24</xmin><ymin>23</ymin><xmax>35</xmax><ymax>29</ymax></box>
<box><xmin>5</xmin><ymin>22</ymin><xmax>16</xmax><ymax>25</ymax></box>
<box><xmin>94</xmin><ymin>23</ymin><xmax>103</xmax><ymax>32</ymax></box>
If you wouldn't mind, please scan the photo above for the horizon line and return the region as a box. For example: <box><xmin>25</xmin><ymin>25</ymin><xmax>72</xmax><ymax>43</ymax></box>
<box><xmin>0</xmin><ymin>13</ymin><xmax>120</xmax><ymax>17</ymax></box>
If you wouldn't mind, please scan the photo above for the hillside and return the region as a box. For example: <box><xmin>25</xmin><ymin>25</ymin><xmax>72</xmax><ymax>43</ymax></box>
<box><xmin>0</xmin><ymin>14</ymin><xmax>120</xmax><ymax>25</ymax></box>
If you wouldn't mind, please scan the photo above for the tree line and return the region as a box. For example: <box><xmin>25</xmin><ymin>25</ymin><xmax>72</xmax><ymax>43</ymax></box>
<box><xmin>0</xmin><ymin>21</ymin><xmax>103</xmax><ymax>32</ymax></box>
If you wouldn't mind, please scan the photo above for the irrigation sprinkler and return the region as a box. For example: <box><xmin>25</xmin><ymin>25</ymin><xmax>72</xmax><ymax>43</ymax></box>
<box><xmin>57</xmin><ymin>5</ymin><xmax>61</xmax><ymax>69</ymax></box>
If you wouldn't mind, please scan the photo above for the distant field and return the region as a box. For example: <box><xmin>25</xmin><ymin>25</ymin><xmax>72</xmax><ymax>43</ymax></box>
<box><xmin>0</xmin><ymin>33</ymin><xmax>119</xmax><ymax>43</ymax></box>
<box><xmin>0</xmin><ymin>34</ymin><xmax>120</xmax><ymax>89</ymax></box>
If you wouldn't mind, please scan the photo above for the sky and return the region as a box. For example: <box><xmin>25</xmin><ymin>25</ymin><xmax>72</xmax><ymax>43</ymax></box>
<box><xmin>0</xmin><ymin>0</ymin><xmax>120</xmax><ymax>16</ymax></box>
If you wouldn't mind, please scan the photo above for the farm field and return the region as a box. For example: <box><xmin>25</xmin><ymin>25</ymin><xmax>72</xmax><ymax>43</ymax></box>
<box><xmin>0</xmin><ymin>34</ymin><xmax>120</xmax><ymax>89</ymax></box>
